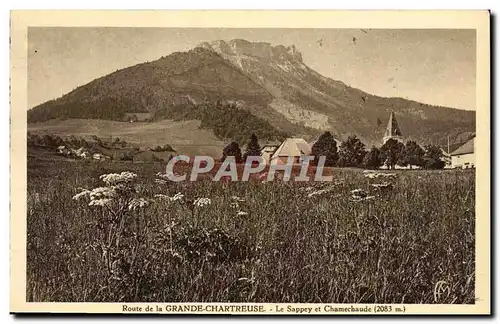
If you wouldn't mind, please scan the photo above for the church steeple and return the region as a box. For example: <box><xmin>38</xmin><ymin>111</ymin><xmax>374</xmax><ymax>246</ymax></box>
<box><xmin>383</xmin><ymin>111</ymin><xmax>402</xmax><ymax>144</ymax></box>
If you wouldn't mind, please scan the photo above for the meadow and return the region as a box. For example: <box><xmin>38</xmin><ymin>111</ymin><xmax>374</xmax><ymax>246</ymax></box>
<box><xmin>26</xmin><ymin>153</ymin><xmax>475</xmax><ymax>304</ymax></box>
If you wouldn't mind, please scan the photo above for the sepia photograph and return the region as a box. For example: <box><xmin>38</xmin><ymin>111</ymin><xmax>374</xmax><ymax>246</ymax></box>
<box><xmin>10</xmin><ymin>10</ymin><xmax>490</xmax><ymax>315</ymax></box>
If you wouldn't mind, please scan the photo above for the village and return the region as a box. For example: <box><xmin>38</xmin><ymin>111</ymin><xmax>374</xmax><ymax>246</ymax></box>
<box><xmin>48</xmin><ymin>111</ymin><xmax>475</xmax><ymax>170</ymax></box>
<box><xmin>259</xmin><ymin>111</ymin><xmax>475</xmax><ymax>170</ymax></box>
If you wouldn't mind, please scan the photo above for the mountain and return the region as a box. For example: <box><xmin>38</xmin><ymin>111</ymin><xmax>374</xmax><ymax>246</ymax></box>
<box><xmin>28</xmin><ymin>39</ymin><xmax>475</xmax><ymax>151</ymax></box>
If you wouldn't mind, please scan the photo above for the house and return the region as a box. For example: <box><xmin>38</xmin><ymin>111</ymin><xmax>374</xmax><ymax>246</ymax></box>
<box><xmin>382</xmin><ymin>111</ymin><xmax>403</xmax><ymax>144</ymax></box>
<box><xmin>80</xmin><ymin>151</ymin><xmax>91</xmax><ymax>159</ymax></box>
<box><xmin>441</xmin><ymin>149</ymin><xmax>452</xmax><ymax>168</ymax></box>
<box><xmin>450</xmin><ymin>136</ymin><xmax>475</xmax><ymax>169</ymax></box>
<box><xmin>260</xmin><ymin>141</ymin><xmax>281</xmax><ymax>164</ymax></box>
<box><xmin>308</xmin><ymin>137</ymin><xmax>342</xmax><ymax>149</ymax></box>
<box><xmin>270</xmin><ymin>138</ymin><xmax>312</xmax><ymax>165</ymax></box>
<box><xmin>57</xmin><ymin>145</ymin><xmax>71</xmax><ymax>155</ymax></box>
<box><xmin>93</xmin><ymin>153</ymin><xmax>105</xmax><ymax>161</ymax></box>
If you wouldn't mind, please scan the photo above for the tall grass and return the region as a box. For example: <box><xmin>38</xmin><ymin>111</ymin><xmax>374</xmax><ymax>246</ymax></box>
<box><xmin>26</xmin><ymin>158</ymin><xmax>475</xmax><ymax>303</ymax></box>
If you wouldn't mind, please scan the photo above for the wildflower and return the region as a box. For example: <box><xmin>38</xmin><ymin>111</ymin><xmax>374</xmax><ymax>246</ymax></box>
<box><xmin>364</xmin><ymin>171</ymin><xmax>396</xmax><ymax>179</ymax></box>
<box><xmin>351</xmin><ymin>195</ymin><xmax>376</xmax><ymax>202</ymax></box>
<box><xmin>170</xmin><ymin>192</ymin><xmax>184</xmax><ymax>202</ymax></box>
<box><xmin>193</xmin><ymin>197</ymin><xmax>211</xmax><ymax>207</ymax></box>
<box><xmin>154</xmin><ymin>179</ymin><xmax>168</xmax><ymax>185</ymax></box>
<box><xmin>72</xmin><ymin>189</ymin><xmax>90</xmax><ymax>201</ymax></box>
<box><xmin>370</xmin><ymin>182</ymin><xmax>394</xmax><ymax>191</ymax></box>
<box><xmin>350</xmin><ymin>188</ymin><xmax>375</xmax><ymax>202</ymax></box>
<box><xmin>89</xmin><ymin>187</ymin><xmax>116</xmax><ymax>200</ymax></box>
<box><xmin>154</xmin><ymin>194</ymin><xmax>170</xmax><ymax>200</ymax></box>
<box><xmin>231</xmin><ymin>195</ymin><xmax>245</xmax><ymax>202</ymax></box>
<box><xmin>351</xmin><ymin>188</ymin><xmax>367</xmax><ymax>197</ymax></box>
<box><xmin>307</xmin><ymin>189</ymin><xmax>328</xmax><ymax>198</ymax></box>
<box><xmin>236</xmin><ymin>211</ymin><xmax>248</xmax><ymax>216</ymax></box>
<box><xmin>230</xmin><ymin>201</ymin><xmax>239</xmax><ymax>209</ymax></box>
<box><xmin>99</xmin><ymin>171</ymin><xmax>137</xmax><ymax>186</ymax></box>
<box><xmin>128</xmin><ymin>198</ymin><xmax>150</xmax><ymax>211</ymax></box>
<box><xmin>156</xmin><ymin>171</ymin><xmax>180</xmax><ymax>180</ymax></box>
<box><xmin>88</xmin><ymin>198</ymin><xmax>113</xmax><ymax>207</ymax></box>
<box><xmin>307</xmin><ymin>185</ymin><xmax>340</xmax><ymax>198</ymax></box>
<box><xmin>299</xmin><ymin>186</ymin><xmax>314</xmax><ymax>192</ymax></box>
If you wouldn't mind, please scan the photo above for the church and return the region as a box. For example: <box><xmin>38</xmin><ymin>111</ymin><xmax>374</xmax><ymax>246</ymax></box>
<box><xmin>382</xmin><ymin>111</ymin><xmax>403</xmax><ymax>144</ymax></box>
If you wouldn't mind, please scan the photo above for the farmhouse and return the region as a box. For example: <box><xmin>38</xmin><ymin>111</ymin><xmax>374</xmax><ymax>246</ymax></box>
<box><xmin>260</xmin><ymin>141</ymin><xmax>280</xmax><ymax>164</ymax></box>
<box><xmin>57</xmin><ymin>145</ymin><xmax>71</xmax><ymax>155</ymax></box>
<box><xmin>269</xmin><ymin>138</ymin><xmax>312</xmax><ymax>165</ymax></box>
<box><xmin>93</xmin><ymin>153</ymin><xmax>107</xmax><ymax>161</ymax></box>
<box><xmin>450</xmin><ymin>136</ymin><xmax>475</xmax><ymax>169</ymax></box>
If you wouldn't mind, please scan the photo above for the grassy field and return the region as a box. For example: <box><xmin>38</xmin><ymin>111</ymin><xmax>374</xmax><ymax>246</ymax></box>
<box><xmin>28</xmin><ymin>118</ymin><xmax>226</xmax><ymax>156</ymax></box>
<box><xmin>26</xmin><ymin>152</ymin><xmax>475</xmax><ymax>303</ymax></box>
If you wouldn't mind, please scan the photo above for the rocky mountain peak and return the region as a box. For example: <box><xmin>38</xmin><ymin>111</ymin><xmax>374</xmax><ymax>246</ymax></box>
<box><xmin>197</xmin><ymin>39</ymin><xmax>303</xmax><ymax>63</ymax></box>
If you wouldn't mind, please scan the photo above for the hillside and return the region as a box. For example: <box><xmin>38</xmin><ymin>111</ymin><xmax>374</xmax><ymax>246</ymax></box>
<box><xmin>27</xmin><ymin>119</ymin><xmax>227</xmax><ymax>156</ymax></box>
<box><xmin>28</xmin><ymin>39</ymin><xmax>475</xmax><ymax>149</ymax></box>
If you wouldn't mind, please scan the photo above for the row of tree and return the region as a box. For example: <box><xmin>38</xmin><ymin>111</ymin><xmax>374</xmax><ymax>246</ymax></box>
<box><xmin>221</xmin><ymin>132</ymin><xmax>446</xmax><ymax>169</ymax></box>
<box><xmin>313</xmin><ymin>131</ymin><xmax>445</xmax><ymax>169</ymax></box>
<box><xmin>27</xmin><ymin>133</ymin><xmax>130</xmax><ymax>150</ymax></box>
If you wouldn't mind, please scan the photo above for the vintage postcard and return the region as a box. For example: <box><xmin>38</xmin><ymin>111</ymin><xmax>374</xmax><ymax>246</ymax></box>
<box><xmin>10</xmin><ymin>10</ymin><xmax>490</xmax><ymax>315</ymax></box>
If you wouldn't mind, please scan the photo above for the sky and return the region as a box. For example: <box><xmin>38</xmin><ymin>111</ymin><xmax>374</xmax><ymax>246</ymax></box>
<box><xmin>27</xmin><ymin>28</ymin><xmax>476</xmax><ymax>110</ymax></box>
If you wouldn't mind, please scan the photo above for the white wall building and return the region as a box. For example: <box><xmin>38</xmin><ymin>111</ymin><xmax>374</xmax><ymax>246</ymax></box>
<box><xmin>450</xmin><ymin>136</ymin><xmax>475</xmax><ymax>169</ymax></box>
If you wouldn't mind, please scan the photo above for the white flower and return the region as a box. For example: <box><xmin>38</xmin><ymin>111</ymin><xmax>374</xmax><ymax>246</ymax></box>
<box><xmin>350</xmin><ymin>188</ymin><xmax>367</xmax><ymax>196</ymax></box>
<box><xmin>170</xmin><ymin>192</ymin><xmax>184</xmax><ymax>202</ymax></box>
<box><xmin>307</xmin><ymin>189</ymin><xmax>327</xmax><ymax>198</ymax></box>
<box><xmin>230</xmin><ymin>201</ymin><xmax>239</xmax><ymax>209</ymax></box>
<box><xmin>351</xmin><ymin>195</ymin><xmax>376</xmax><ymax>202</ymax></box>
<box><xmin>231</xmin><ymin>195</ymin><xmax>245</xmax><ymax>202</ymax></box>
<box><xmin>154</xmin><ymin>194</ymin><xmax>170</xmax><ymax>200</ymax></box>
<box><xmin>88</xmin><ymin>198</ymin><xmax>113</xmax><ymax>207</ymax></box>
<box><xmin>100</xmin><ymin>171</ymin><xmax>137</xmax><ymax>186</ymax></box>
<box><xmin>364</xmin><ymin>172</ymin><xmax>397</xmax><ymax>179</ymax></box>
<box><xmin>236</xmin><ymin>211</ymin><xmax>248</xmax><ymax>216</ymax></box>
<box><xmin>370</xmin><ymin>182</ymin><xmax>394</xmax><ymax>190</ymax></box>
<box><xmin>72</xmin><ymin>189</ymin><xmax>90</xmax><ymax>200</ymax></box>
<box><xmin>350</xmin><ymin>188</ymin><xmax>375</xmax><ymax>202</ymax></box>
<box><xmin>128</xmin><ymin>198</ymin><xmax>149</xmax><ymax>211</ymax></box>
<box><xmin>155</xmin><ymin>179</ymin><xmax>168</xmax><ymax>185</ymax></box>
<box><xmin>89</xmin><ymin>187</ymin><xmax>116</xmax><ymax>200</ymax></box>
<box><xmin>156</xmin><ymin>171</ymin><xmax>180</xmax><ymax>180</ymax></box>
<box><xmin>193</xmin><ymin>197</ymin><xmax>211</xmax><ymax>207</ymax></box>
<box><xmin>307</xmin><ymin>185</ymin><xmax>340</xmax><ymax>198</ymax></box>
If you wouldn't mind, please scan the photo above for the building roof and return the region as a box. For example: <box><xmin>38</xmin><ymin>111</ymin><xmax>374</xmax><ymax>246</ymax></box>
<box><xmin>450</xmin><ymin>137</ymin><xmax>475</xmax><ymax>156</ymax></box>
<box><xmin>261</xmin><ymin>141</ymin><xmax>281</xmax><ymax>148</ymax></box>
<box><xmin>271</xmin><ymin>138</ymin><xmax>312</xmax><ymax>160</ymax></box>
<box><xmin>384</xmin><ymin>111</ymin><xmax>402</xmax><ymax>138</ymax></box>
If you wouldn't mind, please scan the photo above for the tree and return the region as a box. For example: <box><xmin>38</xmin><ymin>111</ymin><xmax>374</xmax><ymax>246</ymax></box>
<box><xmin>423</xmin><ymin>144</ymin><xmax>445</xmax><ymax>169</ymax></box>
<box><xmin>41</xmin><ymin>134</ymin><xmax>58</xmax><ymax>147</ymax></box>
<box><xmin>338</xmin><ymin>135</ymin><xmax>367</xmax><ymax>167</ymax></box>
<box><xmin>363</xmin><ymin>146</ymin><xmax>382</xmax><ymax>169</ymax></box>
<box><xmin>221</xmin><ymin>141</ymin><xmax>242</xmax><ymax>163</ymax></box>
<box><xmin>404</xmin><ymin>140</ymin><xmax>425</xmax><ymax>169</ymax></box>
<box><xmin>50</xmin><ymin>135</ymin><xmax>65</xmax><ymax>147</ymax></box>
<box><xmin>243</xmin><ymin>134</ymin><xmax>261</xmax><ymax>162</ymax></box>
<box><xmin>311</xmin><ymin>131</ymin><xmax>339</xmax><ymax>166</ymax></box>
<box><xmin>380</xmin><ymin>138</ymin><xmax>405</xmax><ymax>169</ymax></box>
